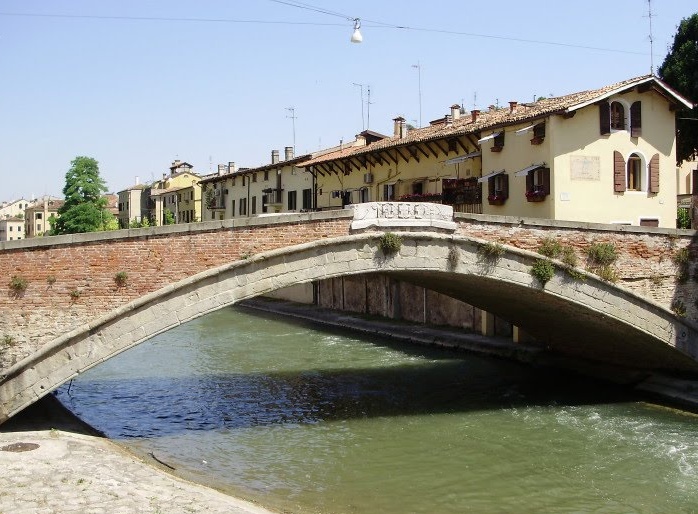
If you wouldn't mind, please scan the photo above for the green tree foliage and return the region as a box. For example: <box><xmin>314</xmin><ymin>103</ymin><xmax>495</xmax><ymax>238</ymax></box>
<box><xmin>658</xmin><ymin>13</ymin><xmax>698</xmax><ymax>164</ymax></box>
<box><xmin>53</xmin><ymin>156</ymin><xmax>109</xmax><ymax>234</ymax></box>
<box><xmin>163</xmin><ymin>209</ymin><xmax>175</xmax><ymax>225</ymax></box>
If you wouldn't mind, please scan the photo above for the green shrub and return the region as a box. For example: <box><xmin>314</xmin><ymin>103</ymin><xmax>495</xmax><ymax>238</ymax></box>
<box><xmin>2</xmin><ymin>334</ymin><xmax>15</xmax><ymax>347</ymax></box>
<box><xmin>677</xmin><ymin>208</ymin><xmax>691</xmax><ymax>229</ymax></box>
<box><xmin>673</xmin><ymin>247</ymin><xmax>690</xmax><ymax>265</ymax></box>
<box><xmin>8</xmin><ymin>275</ymin><xmax>28</xmax><ymax>297</ymax></box>
<box><xmin>379</xmin><ymin>232</ymin><xmax>403</xmax><ymax>256</ymax></box>
<box><xmin>671</xmin><ymin>299</ymin><xmax>687</xmax><ymax>317</ymax></box>
<box><xmin>478</xmin><ymin>241</ymin><xmax>505</xmax><ymax>260</ymax></box>
<box><xmin>69</xmin><ymin>289</ymin><xmax>81</xmax><ymax>300</ymax></box>
<box><xmin>47</xmin><ymin>275</ymin><xmax>56</xmax><ymax>285</ymax></box>
<box><xmin>538</xmin><ymin>237</ymin><xmax>562</xmax><ymax>258</ymax></box>
<box><xmin>586</xmin><ymin>243</ymin><xmax>617</xmax><ymax>266</ymax></box>
<box><xmin>560</xmin><ymin>246</ymin><xmax>578</xmax><ymax>268</ymax></box>
<box><xmin>531</xmin><ymin>258</ymin><xmax>555</xmax><ymax>286</ymax></box>
<box><xmin>114</xmin><ymin>271</ymin><xmax>128</xmax><ymax>287</ymax></box>
<box><xmin>596</xmin><ymin>265</ymin><xmax>618</xmax><ymax>283</ymax></box>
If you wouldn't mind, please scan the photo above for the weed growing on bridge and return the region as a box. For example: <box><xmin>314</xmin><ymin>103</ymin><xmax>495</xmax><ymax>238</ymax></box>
<box><xmin>114</xmin><ymin>271</ymin><xmax>128</xmax><ymax>287</ymax></box>
<box><xmin>531</xmin><ymin>258</ymin><xmax>555</xmax><ymax>286</ymax></box>
<box><xmin>46</xmin><ymin>275</ymin><xmax>56</xmax><ymax>286</ymax></box>
<box><xmin>379</xmin><ymin>233</ymin><xmax>403</xmax><ymax>256</ymax></box>
<box><xmin>8</xmin><ymin>275</ymin><xmax>28</xmax><ymax>296</ymax></box>
<box><xmin>2</xmin><ymin>334</ymin><xmax>15</xmax><ymax>347</ymax></box>
<box><xmin>477</xmin><ymin>242</ymin><xmax>505</xmax><ymax>261</ymax></box>
<box><xmin>595</xmin><ymin>266</ymin><xmax>618</xmax><ymax>282</ymax></box>
<box><xmin>537</xmin><ymin>237</ymin><xmax>562</xmax><ymax>258</ymax></box>
<box><xmin>69</xmin><ymin>289</ymin><xmax>81</xmax><ymax>300</ymax></box>
<box><xmin>671</xmin><ymin>299</ymin><xmax>687</xmax><ymax>317</ymax></box>
<box><xmin>586</xmin><ymin>243</ymin><xmax>617</xmax><ymax>266</ymax></box>
<box><xmin>447</xmin><ymin>246</ymin><xmax>459</xmax><ymax>270</ymax></box>
<box><xmin>673</xmin><ymin>247</ymin><xmax>690</xmax><ymax>265</ymax></box>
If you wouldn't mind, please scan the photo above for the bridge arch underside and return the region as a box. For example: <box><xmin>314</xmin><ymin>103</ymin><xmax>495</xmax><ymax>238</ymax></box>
<box><xmin>2</xmin><ymin>232</ymin><xmax>698</xmax><ymax>423</ymax></box>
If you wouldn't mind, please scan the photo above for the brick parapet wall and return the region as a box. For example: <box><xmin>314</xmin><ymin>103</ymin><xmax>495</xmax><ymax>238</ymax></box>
<box><xmin>0</xmin><ymin>213</ymin><xmax>352</xmax><ymax>369</ymax></box>
<box><xmin>454</xmin><ymin>213</ymin><xmax>698</xmax><ymax>311</ymax></box>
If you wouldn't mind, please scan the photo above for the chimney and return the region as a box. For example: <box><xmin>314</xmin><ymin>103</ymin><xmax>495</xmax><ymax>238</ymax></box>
<box><xmin>271</xmin><ymin>150</ymin><xmax>280</xmax><ymax>164</ymax></box>
<box><xmin>509</xmin><ymin>101</ymin><xmax>518</xmax><ymax>113</ymax></box>
<box><xmin>228</xmin><ymin>161</ymin><xmax>236</xmax><ymax>172</ymax></box>
<box><xmin>393</xmin><ymin>116</ymin><xmax>406</xmax><ymax>137</ymax></box>
<box><xmin>217</xmin><ymin>164</ymin><xmax>226</xmax><ymax>176</ymax></box>
<box><xmin>471</xmin><ymin>110</ymin><xmax>480</xmax><ymax>123</ymax></box>
<box><xmin>445</xmin><ymin>114</ymin><xmax>453</xmax><ymax>126</ymax></box>
<box><xmin>162</xmin><ymin>173</ymin><xmax>167</xmax><ymax>180</ymax></box>
<box><xmin>354</xmin><ymin>133</ymin><xmax>367</xmax><ymax>147</ymax></box>
<box><xmin>284</xmin><ymin>146</ymin><xmax>294</xmax><ymax>161</ymax></box>
<box><xmin>451</xmin><ymin>104</ymin><xmax>461</xmax><ymax>121</ymax></box>
<box><xmin>135</xmin><ymin>176</ymin><xmax>140</xmax><ymax>185</ymax></box>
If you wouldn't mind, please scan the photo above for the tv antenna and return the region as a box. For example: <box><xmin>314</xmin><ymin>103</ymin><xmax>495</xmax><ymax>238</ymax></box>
<box><xmin>352</xmin><ymin>83</ymin><xmax>366</xmax><ymax>131</ymax></box>
<box><xmin>646</xmin><ymin>0</ymin><xmax>655</xmax><ymax>74</ymax></box>
<box><xmin>286</xmin><ymin>107</ymin><xmax>297</xmax><ymax>152</ymax></box>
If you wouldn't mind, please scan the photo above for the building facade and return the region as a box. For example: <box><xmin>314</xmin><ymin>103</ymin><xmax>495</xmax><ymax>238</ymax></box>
<box><xmin>0</xmin><ymin>217</ymin><xmax>25</xmax><ymax>241</ymax></box>
<box><xmin>24</xmin><ymin>197</ymin><xmax>63</xmax><ymax>238</ymax></box>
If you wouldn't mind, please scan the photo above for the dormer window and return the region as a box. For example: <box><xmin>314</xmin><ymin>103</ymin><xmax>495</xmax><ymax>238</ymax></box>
<box><xmin>600</xmin><ymin>100</ymin><xmax>641</xmax><ymax>135</ymax></box>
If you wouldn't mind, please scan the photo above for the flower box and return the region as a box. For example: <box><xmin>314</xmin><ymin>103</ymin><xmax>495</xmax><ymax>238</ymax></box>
<box><xmin>530</xmin><ymin>136</ymin><xmax>544</xmax><ymax>145</ymax></box>
<box><xmin>487</xmin><ymin>195</ymin><xmax>506</xmax><ymax>206</ymax></box>
<box><xmin>490</xmin><ymin>146</ymin><xmax>503</xmax><ymax>153</ymax></box>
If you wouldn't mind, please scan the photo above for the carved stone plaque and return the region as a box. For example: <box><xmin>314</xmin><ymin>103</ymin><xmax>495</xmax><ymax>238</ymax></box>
<box><xmin>350</xmin><ymin>202</ymin><xmax>456</xmax><ymax>231</ymax></box>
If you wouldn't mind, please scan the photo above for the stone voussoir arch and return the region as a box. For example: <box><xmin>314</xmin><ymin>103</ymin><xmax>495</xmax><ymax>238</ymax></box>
<box><xmin>1</xmin><ymin>231</ymin><xmax>697</xmax><ymax>424</ymax></box>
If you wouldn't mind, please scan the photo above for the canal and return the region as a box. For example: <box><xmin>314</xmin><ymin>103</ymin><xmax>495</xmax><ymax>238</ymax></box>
<box><xmin>56</xmin><ymin>306</ymin><xmax>698</xmax><ymax>513</ymax></box>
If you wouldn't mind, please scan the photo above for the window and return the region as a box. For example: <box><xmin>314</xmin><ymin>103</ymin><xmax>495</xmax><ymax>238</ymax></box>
<box><xmin>531</xmin><ymin>123</ymin><xmax>545</xmax><ymax>144</ymax></box>
<box><xmin>8</xmin><ymin>226</ymin><xmax>12</xmax><ymax>231</ymax></box>
<box><xmin>288</xmin><ymin>190</ymin><xmax>297</xmax><ymax>210</ymax></box>
<box><xmin>253</xmin><ymin>173</ymin><xmax>257</xmax><ymax>183</ymax></box>
<box><xmin>36</xmin><ymin>213</ymin><xmax>42</xmax><ymax>220</ymax></box>
<box><xmin>359</xmin><ymin>187</ymin><xmax>370</xmax><ymax>203</ymax></box>
<box><xmin>251</xmin><ymin>196</ymin><xmax>257</xmax><ymax>214</ymax></box>
<box><xmin>492</xmin><ymin>131</ymin><xmax>505</xmax><ymax>151</ymax></box>
<box><xmin>525</xmin><ymin>167</ymin><xmax>550</xmax><ymax>201</ymax></box>
<box><xmin>627</xmin><ymin>154</ymin><xmax>642</xmax><ymax>191</ymax></box>
<box><xmin>302</xmin><ymin>188</ymin><xmax>312</xmax><ymax>210</ymax></box>
<box><xmin>264</xmin><ymin>170</ymin><xmax>269</xmax><ymax>181</ymax></box>
<box><xmin>232</xmin><ymin>176</ymin><xmax>236</xmax><ymax>186</ymax></box>
<box><xmin>611</xmin><ymin>101</ymin><xmax>625</xmax><ymax>130</ymax></box>
<box><xmin>412</xmin><ymin>182</ymin><xmax>424</xmax><ymax>195</ymax></box>
<box><xmin>37</xmin><ymin>223</ymin><xmax>42</xmax><ymax>231</ymax></box>
<box><xmin>231</xmin><ymin>199</ymin><xmax>235</xmax><ymax>217</ymax></box>
<box><xmin>383</xmin><ymin>183</ymin><xmax>396</xmax><ymax>201</ymax></box>
<box><xmin>640</xmin><ymin>218</ymin><xmax>659</xmax><ymax>227</ymax></box>
<box><xmin>242</xmin><ymin>176</ymin><xmax>246</xmax><ymax>186</ymax></box>
<box><xmin>487</xmin><ymin>173</ymin><xmax>509</xmax><ymax>204</ymax></box>
<box><xmin>239</xmin><ymin>198</ymin><xmax>247</xmax><ymax>215</ymax></box>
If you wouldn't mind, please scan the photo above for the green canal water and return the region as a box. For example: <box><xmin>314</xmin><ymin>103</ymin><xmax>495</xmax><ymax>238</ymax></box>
<box><xmin>57</xmin><ymin>307</ymin><xmax>698</xmax><ymax>513</ymax></box>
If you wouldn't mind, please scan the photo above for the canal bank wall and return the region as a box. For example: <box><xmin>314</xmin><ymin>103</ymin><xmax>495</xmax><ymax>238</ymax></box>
<box><xmin>240</xmin><ymin>297</ymin><xmax>698</xmax><ymax>413</ymax></box>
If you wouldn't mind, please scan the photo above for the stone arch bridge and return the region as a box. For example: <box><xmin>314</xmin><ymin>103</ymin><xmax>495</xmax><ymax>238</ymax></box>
<box><xmin>1</xmin><ymin>203</ymin><xmax>697</xmax><ymax>424</ymax></box>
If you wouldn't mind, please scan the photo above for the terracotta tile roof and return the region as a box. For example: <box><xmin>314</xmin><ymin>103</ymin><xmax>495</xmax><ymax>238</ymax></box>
<box><xmin>299</xmin><ymin>74</ymin><xmax>689</xmax><ymax>168</ymax></box>
<box><xmin>199</xmin><ymin>154</ymin><xmax>312</xmax><ymax>185</ymax></box>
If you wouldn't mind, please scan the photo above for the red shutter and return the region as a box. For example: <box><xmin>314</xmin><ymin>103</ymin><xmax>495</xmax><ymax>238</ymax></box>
<box><xmin>542</xmin><ymin>168</ymin><xmax>551</xmax><ymax>195</ymax></box>
<box><xmin>502</xmin><ymin>174</ymin><xmax>509</xmax><ymax>199</ymax></box>
<box><xmin>649</xmin><ymin>153</ymin><xmax>660</xmax><ymax>193</ymax></box>
<box><xmin>614</xmin><ymin>151</ymin><xmax>626</xmax><ymax>192</ymax></box>
<box><xmin>630</xmin><ymin>101</ymin><xmax>642</xmax><ymax>137</ymax></box>
<box><xmin>526</xmin><ymin>171</ymin><xmax>534</xmax><ymax>193</ymax></box>
<box><xmin>600</xmin><ymin>103</ymin><xmax>611</xmax><ymax>135</ymax></box>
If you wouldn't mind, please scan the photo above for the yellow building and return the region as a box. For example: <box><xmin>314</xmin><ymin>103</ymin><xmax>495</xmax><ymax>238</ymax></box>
<box><xmin>300</xmin><ymin>75</ymin><xmax>693</xmax><ymax>228</ymax></box>
<box><xmin>24</xmin><ymin>197</ymin><xmax>63</xmax><ymax>237</ymax></box>
<box><xmin>117</xmin><ymin>181</ymin><xmax>148</xmax><ymax>228</ymax></box>
<box><xmin>148</xmin><ymin>161</ymin><xmax>203</xmax><ymax>225</ymax></box>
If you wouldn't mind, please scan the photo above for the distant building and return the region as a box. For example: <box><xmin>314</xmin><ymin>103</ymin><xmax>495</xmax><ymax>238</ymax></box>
<box><xmin>148</xmin><ymin>161</ymin><xmax>203</xmax><ymax>225</ymax></box>
<box><xmin>24</xmin><ymin>197</ymin><xmax>63</xmax><ymax>237</ymax></box>
<box><xmin>0</xmin><ymin>199</ymin><xmax>30</xmax><ymax>220</ymax></box>
<box><xmin>0</xmin><ymin>217</ymin><xmax>25</xmax><ymax>241</ymax></box>
<box><xmin>117</xmin><ymin>181</ymin><xmax>148</xmax><ymax>228</ymax></box>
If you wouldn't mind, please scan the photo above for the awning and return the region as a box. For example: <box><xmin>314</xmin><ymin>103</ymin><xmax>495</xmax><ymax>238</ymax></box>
<box><xmin>515</xmin><ymin>124</ymin><xmax>534</xmax><ymax>135</ymax></box>
<box><xmin>514</xmin><ymin>163</ymin><xmax>547</xmax><ymax>177</ymax></box>
<box><xmin>477</xmin><ymin>132</ymin><xmax>500</xmax><ymax>144</ymax></box>
<box><xmin>444</xmin><ymin>151</ymin><xmax>481</xmax><ymax>165</ymax></box>
<box><xmin>477</xmin><ymin>170</ymin><xmax>505</xmax><ymax>183</ymax></box>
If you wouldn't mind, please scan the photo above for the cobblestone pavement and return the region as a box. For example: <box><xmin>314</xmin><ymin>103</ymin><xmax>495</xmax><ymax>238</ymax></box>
<box><xmin>0</xmin><ymin>429</ymin><xmax>275</xmax><ymax>514</ymax></box>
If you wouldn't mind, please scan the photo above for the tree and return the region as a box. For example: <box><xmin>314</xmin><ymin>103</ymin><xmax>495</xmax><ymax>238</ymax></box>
<box><xmin>53</xmin><ymin>156</ymin><xmax>109</xmax><ymax>234</ymax></box>
<box><xmin>658</xmin><ymin>13</ymin><xmax>698</xmax><ymax>164</ymax></box>
<box><xmin>163</xmin><ymin>209</ymin><xmax>175</xmax><ymax>225</ymax></box>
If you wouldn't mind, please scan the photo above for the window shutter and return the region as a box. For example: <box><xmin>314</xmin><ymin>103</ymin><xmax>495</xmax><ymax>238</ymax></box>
<box><xmin>487</xmin><ymin>177</ymin><xmax>494</xmax><ymax>196</ymax></box>
<box><xmin>649</xmin><ymin>153</ymin><xmax>660</xmax><ymax>193</ymax></box>
<box><xmin>630</xmin><ymin>101</ymin><xmax>642</xmax><ymax>137</ymax></box>
<box><xmin>600</xmin><ymin>103</ymin><xmax>610</xmax><ymax>135</ymax></box>
<box><xmin>542</xmin><ymin>168</ymin><xmax>551</xmax><ymax>195</ymax></box>
<box><xmin>526</xmin><ymin>171</ymin><xmax>534</xmax><ymax>192</ymax></box>
<box><xmin>502</xmin><ymin>174</ymin><xmax>509</xmax><ymax>199</ymax></box>
<box><xmin>614</xmin><ymin>151</ymin><xmax>626</xmax><ymax>192</ymax></box>
<box><xmin>692</xmin><ymin>169</ymin><xmax>698</xmax><ymax>196</ymax></box>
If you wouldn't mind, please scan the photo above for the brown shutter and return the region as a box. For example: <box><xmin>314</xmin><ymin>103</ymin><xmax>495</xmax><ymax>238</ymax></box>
<box><xmin>502</xmin><ymin>173</ymin><xmax>509</xmax><ymax>199</ymax></box>
<box><xmin>692</xmin><ymin>168</ymin><xmax>698</xmax><ymax>195</ymax></box>
<box><xmin>649</xmin><ymin>153</ymin><xmax>660</xmax><ymax>193</ymax></box>
<box><xmin>526</xmin><ymin>171</ymin><xmax>534</xmax><ymax>192</ymax></box>
<box><xmin>488</xmin><ymin>177</ymin><xmax>494</xmax><ymax>196</ymax></box>
<box><xmin>600</xmin><ymin>103</ymin><xmax>610</xmax><ymax>135</ymax></box>
<box><xmin>614</xmin><ymin>151</ymin><xmax>626</xmax><ymax>192</ymax></box>
<box><xmin>542</xmin><ymin>168</ymin><xmax>551</xmax><ymax>195</ymax></box>
<box><xmin>630</xmin><ymin>101</ymin><xmax>642</xmax><ymax>137</ymax></box>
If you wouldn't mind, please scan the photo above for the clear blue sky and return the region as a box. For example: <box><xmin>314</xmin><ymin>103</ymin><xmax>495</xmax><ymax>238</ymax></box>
<box><xmin>1</xmin><ymin>1</ymin><xmax>695</xmax><ymax>200</ymax></box>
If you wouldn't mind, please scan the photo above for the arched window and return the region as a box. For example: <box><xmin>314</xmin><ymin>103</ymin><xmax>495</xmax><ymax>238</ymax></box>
<box><xmin>627</xmin><ymin>153</ymin><xmax>643</xmax><ymax>191</ymax></box>
<box><xmin>611</xmin><ymin>101</ymin><xmax>625</xmax><ymax>130</ymax></box>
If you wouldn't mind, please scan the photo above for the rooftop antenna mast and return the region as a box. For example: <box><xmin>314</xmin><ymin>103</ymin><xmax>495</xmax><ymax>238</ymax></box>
<box><xmin>352</xmin><ymin>83</ymin><xmax>366</xmax><ymax>131</ymax></box>
<box><xmin>366</xmin><ymin>85</ymin><xmax>372</xmax><ymax>129</ymax></box>
<box><xmin>647</xmin><ymin>0</ymin><xmax>655</xmax><ymax>74</ymax></box>
<box><xmin>286</xmin><ymin>107</ymin><xmax>297</xmax><ymax>153</ymax></box>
